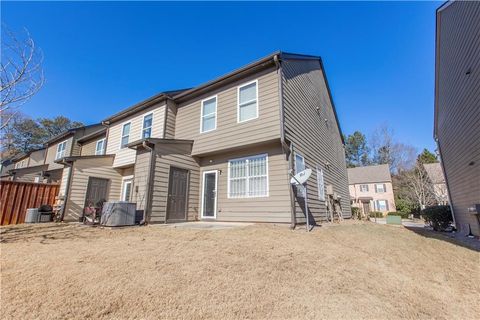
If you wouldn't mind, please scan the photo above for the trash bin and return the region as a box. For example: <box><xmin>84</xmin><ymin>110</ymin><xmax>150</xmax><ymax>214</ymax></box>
<box><xmin>25</xmin><ymin>208</ymin><xmax>39</xmax><ymax>223</ymax></box>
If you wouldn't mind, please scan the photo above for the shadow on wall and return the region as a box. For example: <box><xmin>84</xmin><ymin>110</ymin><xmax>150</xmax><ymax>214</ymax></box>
<box><xmin>404</xmin><ymin>226</ymin><xmax>480</xmax><ymax>252</ymax></box>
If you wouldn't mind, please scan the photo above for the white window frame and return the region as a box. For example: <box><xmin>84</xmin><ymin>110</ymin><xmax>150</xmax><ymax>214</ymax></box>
<box><xmin>376</xmin><ymin>199</ymin><xmax>388</xmax><ymax>211</ymax></box>
<box><xmin>120</xmin><ymin>122</ymin><xmax>131</xmax><ymax>149</ymax></box>
<box><xmin>200</xmin><ymin>95</ymin><xmax>217</xmax><ymax>133</ymax></box>
<box><xmin>237</xmin><ymin>79</ymin><xmax>259</xmax><ymax>123</ymax></box>
<box><xmin>55</xmin><ymin>140</ymin><xmax>68</xmax><ymax>160</ymax></box>
<box><xmin>95</xmin><ymin>138</ymin><xmax>106</xmax><ymax>155</ymax></box>
<box><xmin>201</xmin><ymin>170</ymin><xmax>218</xmax><ymax>219</ymax></box>
<box><xmin>141</xmin><ymin>113</ymin><xmax>154</xmax><ymax>139</ymax></box>
<box><xmin>375</xmin><ymin>183</ymin><xmax>386</xmax><ymax>193</ymax></box>
<box><xmin>360</xmin><ymin>184</ymin><xmax>369</xmax><ymax>192</ymax></box>
<box><xmin>227</xmin><ymin>153</ymin><xmax>269</xmax><ymax>199</ymax></box>
<box><xmin>121</xmin><ymin>176</ymin><xmax>133</xmax><ymax>202</ymax></box>
<box><xmin>316</xmin><ymin>166</ymin><xmax>325</xmax><ymax>201</ymax></box>
<box><xmin>294</xmin><ymin>153</ymin><xmax>306</xmax><ymax>197</ymax></box>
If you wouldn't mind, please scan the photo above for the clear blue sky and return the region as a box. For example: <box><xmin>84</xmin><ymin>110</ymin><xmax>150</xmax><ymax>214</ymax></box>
<box><xmin>2</xmin><ymin>1</ymin><xmax>440</xmax><ymax>151</ymax></box>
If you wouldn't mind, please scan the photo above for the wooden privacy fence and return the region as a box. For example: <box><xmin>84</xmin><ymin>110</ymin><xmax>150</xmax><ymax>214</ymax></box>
<box><xmin>0</xmin><ymin>181</ymin><xmax>60</xmax><ymax>226</ymax></box>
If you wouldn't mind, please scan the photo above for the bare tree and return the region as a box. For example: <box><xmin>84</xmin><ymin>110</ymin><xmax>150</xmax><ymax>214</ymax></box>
<box><xmin>403</xmin><ymin>164</ymin><xmax>436</xmax><ymax>210</ymax></box>
<box><xmin>1</xmin><ymin>25</ymin><xmax>44</xmax><ymax>129</ymax></box>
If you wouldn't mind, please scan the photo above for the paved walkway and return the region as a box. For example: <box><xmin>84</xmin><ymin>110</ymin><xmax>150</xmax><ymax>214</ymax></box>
<box><xmin>162</xmin><ymin>221</ymin><xmax>253</xmax><ymax>230</ymax></box>
<box><xmin>373</xmin><ymin>218</ymin><xmax>426</xmax><ymax>228</ymax></box>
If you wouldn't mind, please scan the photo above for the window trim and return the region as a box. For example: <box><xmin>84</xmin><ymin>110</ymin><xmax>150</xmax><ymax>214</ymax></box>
<box><xmin>237</xmin><ymin>79</ymin><xmax>259</xmax><ymax>123</ymax></box>
<box><xmin>375</xmin><ymin>183</ymin><xmax>386</xmax><ymax>193</ymax></box>
<box><xmin>120</xmin><ymin>121</ymin><xmax>132</xmax><ymax>149</ymax></box>
<box><xmin>294</xmin><ymin>153</ymin><xmax>306</xmax><ymax>197</ymax></box>
<box><xmin>55</xmin><ymin>140</ymin><xmax>68</xmax><ymax>160</ymax></box>
<box><xmin>95</xmin><ymin>138</ymin><xmax>106</xmax><ymax>155</ymax></box>
<box><xmin>360</xmin><ymin>184</ymin><xmax>369</xmax><ymax>192</ymax></box>
<box><xmin>376</xmin><ymin>199</ymin><xmax>389</xmax><ymax>211</ymax></box>
<box><xmin>140</xmin><ymin>113</ymin><xmax>154</xmax><ymax>139</ymax></box>
<box><xmin>199</xmin><ymin>95</ymin><xmax>217</xmax><ymax>133</ymax></box>
<box><xmin>201</xmin><ymin>170</ymin><xmax>218</xmax><ymax>219</ymax></box>
<box><xmin>121</xmin><ymin>176</ymin><xmax>133</xmax><ymax>202</ymax></box>
<box><xmin>227</xmin><ymin>153</ymin><xmax>269</xmax><ymax>199</ymax></box>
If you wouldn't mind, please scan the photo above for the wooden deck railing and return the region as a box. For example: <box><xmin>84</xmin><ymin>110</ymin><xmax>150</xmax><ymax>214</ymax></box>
<box><xmin>0</xmin><ymin>181</ymin><xmax>60</xmax><ymax>226</ymax></box>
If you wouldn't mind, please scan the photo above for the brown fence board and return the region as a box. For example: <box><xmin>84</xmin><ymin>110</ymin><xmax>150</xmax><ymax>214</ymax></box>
<box><xmin>0</xmin><ymin>181</ymin><xmax>59</xmax><ymax>226</ymax></box>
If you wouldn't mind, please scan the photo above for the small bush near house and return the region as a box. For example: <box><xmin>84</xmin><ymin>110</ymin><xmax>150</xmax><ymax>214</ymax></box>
<box><xmin>369</xmin><ymin>211</ymin><xmax>384</xmax><ymax>218</ymax></box>
<box><xmin>388</xmin><ymin>211</ymin><xmax>410</xmax><ymax>219</ymax></box>
<box><xmin>351</xmin><ymin>207</ymin><xmax>362</xmax><ymax>219</ymax></box>
<box><xmin>422</xmin><ymin>205</ymin><xmax>452</xmax><ymax>231</ymax></box>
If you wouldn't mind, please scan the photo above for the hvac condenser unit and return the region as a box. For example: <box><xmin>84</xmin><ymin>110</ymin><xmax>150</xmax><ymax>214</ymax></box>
<box><xmin>100</xmin><ymin>201</ymin><xmax>137</xmax><ymax>227</ymax></box>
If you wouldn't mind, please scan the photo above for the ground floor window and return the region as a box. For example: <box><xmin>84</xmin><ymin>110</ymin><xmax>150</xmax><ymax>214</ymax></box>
<box><xmin>228</xmin><ymin>154</ymin><xmax>268</xmax><ymax>198</ymax></box>
<box><xmin>122</xmin><ymin>179</ymin><xmax>133</xmax><ymax>202</ymax></box>
<box><xmin>375</xmin><ymin>200</ymin><xmax>389</xmax><ymax>211</ymax></box>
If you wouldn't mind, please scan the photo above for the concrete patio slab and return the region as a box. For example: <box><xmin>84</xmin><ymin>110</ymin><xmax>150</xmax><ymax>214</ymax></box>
<box><xmin>162</xmin><ymin>221</ymin><xmax>254</xmax><ymax>230</ymax></box>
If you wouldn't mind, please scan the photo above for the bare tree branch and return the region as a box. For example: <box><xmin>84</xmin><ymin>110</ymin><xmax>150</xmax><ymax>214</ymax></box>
<box><xmin>1</xmin><ymin>25</ymin><xmax>44</xmax><ymax>130</ymax></box>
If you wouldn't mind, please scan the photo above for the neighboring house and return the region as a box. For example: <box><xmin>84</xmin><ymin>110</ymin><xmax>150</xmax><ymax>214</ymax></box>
<box><xmin>348</xmin><ymin>164</ymin><xmax>396</xmax><ymax>216</ymax></box>
<box><xmin>434</xmin><ymin>0</ymin><xmax>480</xmax><ymax>236</ymax></box>
<box><xmin>8</xmin><ymin>148</ymin><xmax>48</xmax><ymax>183</ymax></box>
<box><xmin>0</xmin><ymin>158</ymin><xmax>15</xmax><ymax>180</ymax></box>
<box><xmin>423</xmin><ymin>163</ymin><xmax>449</xmax><ymax>205</ymax></box>
<box><xmin>62</xmin><ymin>51</ymin><xmax>351</xmax><ymax>225</ymax></box>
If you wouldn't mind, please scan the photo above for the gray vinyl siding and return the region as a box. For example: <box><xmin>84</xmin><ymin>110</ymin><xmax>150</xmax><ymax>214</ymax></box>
<box><xmin>199</xmin><ymin>142</ymin><xmax>291</xmax><ymax>223</ymax></box>
<box><xmin>63</xmin><ymin>157</ymin><xmax>122</xmax><ymax>222</ymax></box>
<box><xmin>436</xmin><ymin>1</ymin><xmax>480</xmax><ymax>236</ymax></box>
<box><xmin>282</xmin><ymin>58</ymin><xmax>351</xmax><ymax>222</ymax></box>
<box><xmin>148</xmin><ymin>143</ymin><xmax>200</xmax><ymax>223</ymax></box>
<box><xmin>175</xmin><ymin>67</ymin><xmax>281</xmax><ymax>156</ymax></box>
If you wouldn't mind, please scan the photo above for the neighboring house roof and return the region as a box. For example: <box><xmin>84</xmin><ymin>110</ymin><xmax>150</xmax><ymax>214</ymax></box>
<box><xmin>11</xmin><ymin>147</ymin><xmax>46</xmax><ymax>162</ymax></box>
<box><xmin>44</xmin><ymin>123</ymin><xmax>102</xmax><ymax>146</ymax></box>
<box><xmin>76</xmin><ymin>127</ymin><xmax>107</xmax><ymax>145</ymax></box>
<box><xmin>423</xmin><ymin>162</ymin><xmax>445</xmax><ymax>184</ymax></box>
<box><xmin>102</xmin><ymin>89</ymin><xmax>190</xmax><ymax>125</ymax></box>
<box><xmin>347</xmin><ymin>164</ymin><xmax>392</xmax><ymax>184</ymax></box>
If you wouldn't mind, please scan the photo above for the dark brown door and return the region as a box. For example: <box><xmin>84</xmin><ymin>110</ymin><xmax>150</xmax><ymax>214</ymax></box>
<box><xmin>84</xmin><ymin>177</ymin><xmax>109</xmax><ymax>208</ymax></box>
<box><xmin>167</xmin><ymin>167</ymin><xmax>189</xmax><ymax>221</ymax></box>
<box><xmin>362</xmin><ymin>202</ymin><xmax>370</xmax><ymax>215</ymax></box>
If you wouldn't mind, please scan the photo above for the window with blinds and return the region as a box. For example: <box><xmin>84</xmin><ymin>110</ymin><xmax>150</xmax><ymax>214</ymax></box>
<box><xmin>142</xmin><ymin>113</ymin><xmax>153</xmax><ymax>139</ymax></box>
<box><xmin>228</xmin><ymin>154</ymin><xmax>268</xmax><ymax>198</ymax></box>
<box><xmin>201</xmin><ymin>96</ymin><xmax>217</xmax><ymax>133</ymax></box>
<box><xmin>238</xmin><ymin>80</ymin><xmax>258</xmax><ymax>122</ymax></box>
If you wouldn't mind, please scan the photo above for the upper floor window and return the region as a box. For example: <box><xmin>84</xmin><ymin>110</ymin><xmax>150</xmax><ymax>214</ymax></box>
<box><xmin>200</xmin><ymin>96</ymin><xmax>217</xmax><ymax>133</ymax></box>
<box><xmin>238</xmin><ymin>80</ymin><xmax>258</xmax><ymax>123</ymax></box>
<box><xmin>142</xmin><ymin>114</ymin><xmax>153</xmax><ymax>139</ymax></box>
<box><xmin>55</xmin><ymin>140</ymin><xmax>67</xmax><ymax>160</ymax></box>
<box><xmin>121</xmin><ymin>122</ymin><xmax>131</xmax><ymax>148</ymax></box>
<box><xmin>228</xmin><ymin>154</ymin><xmax>268</xmax><ymax>198</ymax></box>
<box><xmin>375</xmin><ymin>183</ymin><xmax>386</xmax><ymax>193</ymax></box>
<box><xmin>95</xmin><ymin>138</ymin><xmax>106</xmax><ymax>155</ymax></box>
<box><xmin>360</xmin><ymin>184</ymin><xmax>369</xmax><ymax>192</ymax></box>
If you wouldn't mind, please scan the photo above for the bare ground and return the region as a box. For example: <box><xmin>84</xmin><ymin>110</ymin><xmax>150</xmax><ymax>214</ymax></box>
<box><xmin>1</xmin><ymin>222</ymin><xmax>479</xmax><ymax>320</ymax></box>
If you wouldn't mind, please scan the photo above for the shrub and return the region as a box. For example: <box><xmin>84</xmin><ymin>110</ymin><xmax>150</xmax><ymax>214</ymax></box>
<box><xmin>369</xmin><ymin>211</ymin><xmax>384</xmax><ymax>218</ymax></box>
<box><xmin>422</xmin><ymin>205</ymin><xmax>452</xmax><ymax>231</ymax></box>
<box><xmin>351</xmin><ymin>207</ymin><xmax>362</xmax><ymax>219</ymax></box>
<box><xmin>388</xmin><ymin>211</ymin><xmax>410</xmax><ymax>219</ymax></box>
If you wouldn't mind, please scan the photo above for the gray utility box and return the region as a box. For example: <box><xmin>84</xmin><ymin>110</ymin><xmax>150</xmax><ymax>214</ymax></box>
<box><xmin>100</xmin><ymin>202</ymin><xmax>137</xmax><ymax>227</ymax></box>
<box><xmin>25</xmin><ymin>208</ymin><xmax>39</xmax><ymax>223</ymax></box>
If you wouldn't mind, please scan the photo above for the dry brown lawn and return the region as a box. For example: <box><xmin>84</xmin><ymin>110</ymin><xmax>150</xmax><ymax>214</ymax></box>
<box><xmin>1</xmin><ymin>222</ymin><xmax>479</xmax><ymax>320</ymax></box>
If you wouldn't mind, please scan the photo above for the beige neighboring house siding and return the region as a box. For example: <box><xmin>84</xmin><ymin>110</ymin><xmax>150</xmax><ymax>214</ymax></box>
<box><xmin>282</xmin><ymin>58</ymin><xmax>351</xmax><ymax>222</ymax></box>
<box><xmin>199</xmin><ymin>142</ymin><xmax>291</xmax><ymax>223</ymax></box>
<box><xmin>106</xmin><ymin>103</ymin><xmax>166</xmax><ymax>168</ymax></box>
<box><xmin>164</xmin><ymin>99</ymin><xmax>177</xmax><ymax>139</ymax></box>
<box><xmin>28</xmin><ymin>149</ymin><xmax>46</xmax><ymax>166</ymax></box>
<box><xmin>12</xmin><ymin>166</ymin><xmax>48</xmax><ymax>182</ymax></box>
<box><xmin>59</xmin><ymin>167</ymin><xmax>70</xmax><ymax>197</ymax></box>
<box><xmin>435</xmin><ymin>1</ymin><xmax>480</xmax><ymax>236</ymax></box>
<box><xmin>80</xmin><ymin>139</ymin><xmax>98</xmax><ymax>156</ymax></box>
<box><xmin>63</xmin><ymin>157</ymin><xmax>122</xmax><ymax>222</ymax></box>
<box><xmin>45</xmin><ymin>136</ymin><xmax>74</xmax><ymax>170</ymax></box>
<box><xmin>349</xmin><ymin>182</ymin><xmax>396</xmax><ymax>213</ymax></box>
<box><xmin>175</xmin><ymin>67</ymin><xmax>281</xmax><ymax>156</ymax></box>
<box><xmin>133</xmin><ymin>149</ymin><xmax>150</xmax><ymax>210</ymax></box>
<box><xmin>149</xmin><ymin>143</ymin><xmax>200</xmax><ymax>223</ymax></box>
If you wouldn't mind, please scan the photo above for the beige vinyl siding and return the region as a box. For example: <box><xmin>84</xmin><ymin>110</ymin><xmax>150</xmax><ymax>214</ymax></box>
<box><xmin>45</xmin><ymin>136</ymin><xmax>74</xmax><ymax>170</ymax></box>
<box><xmin>106</xmin><ymin>103</ymin><xmax>166</xmax><ymax>168</ymax></box>
<box><xmin>199</xmin><ymin>142</ymin><xmax>291</xmax><ymax>223</ymax></box>
<box><xmin>12</xmin><ymin>165</ymin><xmax>48</xmax><ymax>182</ymax></box>
<box><xmin>59</xmin><ymin>167</ymin><xmax>70</xmax><ymax>197</ymax></box>
<box><xmin>63</xmin><ymin>157</ymin><xmax>123</xmax><ymax>222</ymax></box>
<box><xmin>175</xmin><ymin>67</ymin><xmax>281</xmax><ymax>156</ymax></box>
<box><xmin>282</xmin><ymin>58</ymin><xmax>351</xmax><ymax>223</ymax></box>
<box><xmin>149</xmin><ymin>143</ymin><xmax>200</xmax><ymax>223</ymax></box>
<box><xmin>164</xmin><ymin>99</ymin><xmax>177</xmax><ymax>139</ymax></box>
<box><xmin>28</xmin><ymin>149</ymin><xmax>46</xmax><ymax>167</ymax></box>
<box><xmin>80</xmin><ymin>135</ymin><xmax>106</xmax><ymax>156</ymax></box>
<box><xmin>436</xmin><ymin>1</ymin><xmax>480</xmax><ymax>235</ymax></box>
<box><xmin>133</xmin><ymin>149</ymin><xmax>150</xmax><ymax>210</ymax></box>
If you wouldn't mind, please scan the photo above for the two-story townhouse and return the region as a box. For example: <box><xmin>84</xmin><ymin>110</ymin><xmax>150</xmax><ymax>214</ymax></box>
<box><xmin>7</xmin><ymin>148</ymin><xmax>48</xmax><ymax>182</ymax></box>
<box><xmin>423</xmin><ymin>162</ymin><xmax>449</xmax><ymax>205</ymax></box>
<box><xmin>348</xmin><ymin>164</ymin><xmax>396</xmax><ymax>216</ymax></box>
<box><xmin>62</xmin><ymin>52</ymin><xmax>351</xmax><ymax>226</ymax></box>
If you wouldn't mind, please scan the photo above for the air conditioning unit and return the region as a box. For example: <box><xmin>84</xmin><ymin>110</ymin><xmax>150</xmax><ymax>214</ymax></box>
<box><xmin>100</xmin><ymin>201</ymin><xmax>137</xmax><ymax>227</ymax></box>
<box><xmin>326</xmin><ymin>184</ymin><xmax>334</xmax><ymax>195</ymax></box>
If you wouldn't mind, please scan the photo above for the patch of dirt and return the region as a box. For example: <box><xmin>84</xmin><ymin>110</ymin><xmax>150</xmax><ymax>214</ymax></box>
<box><xmin>1</xmin><ymin>222</ymin><xmax>479</xmax><ymax>319</ymax></box>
